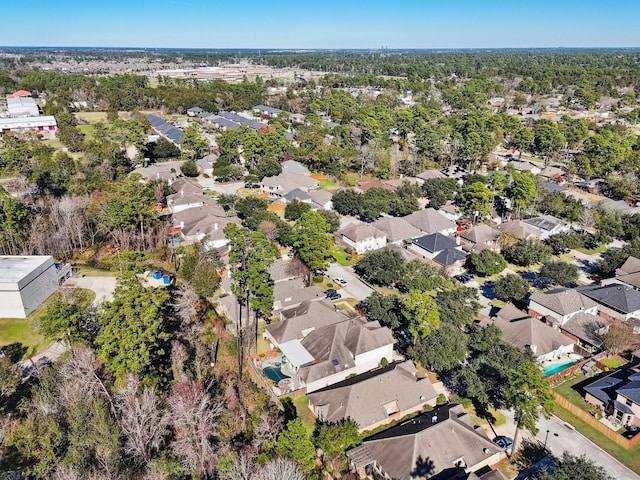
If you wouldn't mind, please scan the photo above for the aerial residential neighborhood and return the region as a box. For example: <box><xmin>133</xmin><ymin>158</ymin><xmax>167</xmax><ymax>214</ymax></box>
<box><xmin>1</xmin><ymin>3</ymin><xmax>640</xmax><ymax>479</ymax></box>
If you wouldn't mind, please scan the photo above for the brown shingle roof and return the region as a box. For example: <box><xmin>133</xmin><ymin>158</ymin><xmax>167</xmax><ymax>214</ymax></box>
<box><xmin>529</xmin><ymin>288</ymin><xmax>598</xmax><ymax>317</ymax></box>
<box><xmin>404</xmin><ymin>208</ymin><xmax>456</xmax><ymax>234</ymax></box>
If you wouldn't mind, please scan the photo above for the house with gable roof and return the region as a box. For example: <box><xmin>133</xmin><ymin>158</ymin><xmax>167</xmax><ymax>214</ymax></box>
<box><xmin>307</xmin><ymin>360</ymin><xmax>438</xmax><ymax>433</ymax></box>
<box><xmin>404</xmin><ymin>208</ymin><xmax>457</xmax><ymax>236</ymax></box>
<box><xmin>491</xmin><ymin>303</ymin><xmax>576</xmax><ymax>362</ymax></box>
<box><xmin>371</xmin><ymin>216</ymin><xmax>422</xmax><ymax>245</ymax></box>
<box><xmin>601</xmin><ymin>256</ymin><xmax>640</xmax><ymax>290</ymax></box>
<box><xmin>528</xmin><ymin>288</ymin><xmax>606</xmax><ymax>351</ymax></box>
<box><xmin>281</xmin><ymin>159</ymin><xmax>311</xmax><ymax>176</ymax></box>
<box><xmin>409</xmin><ymin>233</ymin><xmax>467</xmax><ymax>277</ymax></box>
<box><xmin>584</xmin><ymin>367</ymin><xmax>640</xmax><ymax>428</ymax></box>
<box><xmin>347</xmin><ymin>403</ymin><xmax>504</xmax><ymax>480</ymax></box>
<box><xmin>260</xmin><ymin>172</ymin><xmax>319</xmax><ymax>198</ymax></box>
<box><xmin>276</xmin><ymin>316</ymin><xmax>394</xmax><ymax>393</ymax></box>
<box><xmin>337</xmin><ymin>224</ymin><xmax>387</xmax><ymax>254</ymax></box>
<box><xmin>524</xmin><ymin>215</ymin><xmax>571</xmax><ymax>240</ymax></box>
<box><xmin>458</xmin><ymin>224</ymin><xmax>501</xmax><ymax>253</ymax></box>
<box><xmin>579</xmin><ymin>284</ymin><xmax>640</xmax><ymax>322</ymax></box>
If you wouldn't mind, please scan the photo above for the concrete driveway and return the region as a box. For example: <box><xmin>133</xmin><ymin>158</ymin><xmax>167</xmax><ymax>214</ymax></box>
<box><xmin>70</xmin><ymin>275</ymin><xmax>117</xmax><ymax>306</ymax></box>
<box><xmin>498</xmin><ymin>410</ymin><xmax>640</xmax><ymax>480</ymax></box>
<box><xmin>197</xmin><ymin>179</ymin><xmax>244</xmax><ymax>196</ymax></box>
<box><xmin>326</xmin><ymin>263</ymin><xmax>374</xmax><ymax>302</ymax></box>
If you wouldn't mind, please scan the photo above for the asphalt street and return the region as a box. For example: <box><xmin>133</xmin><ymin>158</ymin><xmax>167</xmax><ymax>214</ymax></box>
<box><xmin>326</xmin><ymin>263</ymin><xmax>374</xmax><ymax>301</ymax></box>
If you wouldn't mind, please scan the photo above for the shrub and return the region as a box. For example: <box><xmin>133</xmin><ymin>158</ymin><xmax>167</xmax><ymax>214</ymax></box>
<box><xmin>436</xmin><ymin>393</ymin><xmax>448</xmax><ymax>406</ymax></box>
<box><xmin>313</xmin><ymin>275</ymin><xmax>324</xmax><ymax>283</ymax></box>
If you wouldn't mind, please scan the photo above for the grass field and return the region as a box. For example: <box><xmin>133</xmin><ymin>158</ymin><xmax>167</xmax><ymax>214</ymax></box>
<box><xmin>318</xmin><ymin>179</ymin><xmax>340</xmax><ymax>190</ymax></box>
<box><xmin>600</xmin><ymin>355</ymin><xmax>627</xmax><ymax>369</ymax></box>
<box><xmin>552</xmin><ymin>372</ymin><xmax>592</xmax><ymax>413</ymax></box>
<box><xmin>293</xmin><ymin>395</ymin><xmax>317</xmax><ymax>430</ymax></box>
<box><xmin>0</xmin><ymin>318</ymin><xmax>47</xmax><ymax>358</ymax></box>
<box><xmin>77</xmin><ymin>124</ymin><xmax>96</xmax><ymax>141</ymax></box>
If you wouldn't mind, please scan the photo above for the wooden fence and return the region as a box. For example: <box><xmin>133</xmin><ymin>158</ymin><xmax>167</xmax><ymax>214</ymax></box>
<box><xmin>552</xmin><ymin>391</ymin><xmax>640</xmax><ymax>448</ymax></box>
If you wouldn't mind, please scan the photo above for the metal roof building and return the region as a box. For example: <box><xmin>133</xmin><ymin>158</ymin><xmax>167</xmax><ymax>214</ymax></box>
<box><xmin>146</xmin><ymin>114</ymin><xmax>184</xmax><ymax>145</ymax></box>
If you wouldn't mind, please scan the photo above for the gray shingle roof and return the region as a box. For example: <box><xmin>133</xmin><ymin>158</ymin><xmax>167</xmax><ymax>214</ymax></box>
<box><xmin>580</xmin><ymin>284</ymin><xmax>640</xmax><ymax>314</ymax></box>
<box><xmin>529</xmin><ymin>288</ymin><xmax>598</xmax><ymax>317</ymax></box>
<box><xmin>339</xmin><ymin>224</ymin><xmax>387</xmax><ymax>243</ymax></box>
<box><xmin>493</xmin><ymin>305</ymin><xmax>575</xmax><ymax>357</ymax></box>
<box><xmin>618</xmin><ymin>256</ymin><xmax>640</xmax><ymax>276</ymax></box>
<box><xmin>307</xmin><ymin>360</ymin><xmax>438</xmax><ymax>430</ymax></box>
<box><xmin>299</xmin><ymin>318</ymin><xmax>394</xmax><ymax>384</ymax></box>
<box><xmin>561</xmin><ymin>312</ymin><xmax>607</xmax><ymax>348</ymax></box>
<box><xmin>584</xmin><ymin>369</ymin><xmax>640</xmax><ymax>407</ymax></box>
<box><xmin>433</xmin><ymin>247</ymin><xmax>467</xmax><ymax>266</ymax></box>
<box><xmin>265</xmin><ymin>300</ymin><xmax>346</xmax><ymax>344</ymax></box>
<box><xmin>348</xmin><ymin>404</ymin><xmax>500</xmax><ymax>480</ymax></box>
<box><xmin>281</xmin><ymin>160</ymin><xmax>311</xmax><ymax>175</ymax></box>
<box><xmin>496</xmin><ymin>220</ymin><xmax>541</xmax><ymax>240</ymax></box>
<box><xmin>459</xmin><ymin>224</ymin><xmax>500</xmax><ymax>244</ymax></box>
<box><xmin>412</xmin><ymin>233</ymin><xmax>457</xmax><ymax>254</ymax></box>
<box><xmin>371</xmin><ymin>217</ymin><xmax>422</xmax><ymax>243</ymax></box>
<box><xmin>404</xmin><ymin>208</ymin><xmax>456</xmax><ymax>234</ymax></box>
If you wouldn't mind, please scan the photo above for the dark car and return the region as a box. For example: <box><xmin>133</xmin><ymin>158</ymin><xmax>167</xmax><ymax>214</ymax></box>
<box><xmin>244</xmin><ymin>182</ymin><xmax>259</xmax><ymax>189</ymax></box>
<box><xmin>327</xmin><ymin>292</ymin><xmax>342</xmax><ymax>301</ymax></box>
<box><xmin>493</xmin><ymin>436</ymin><xmax>514</xmax><ymax>451</ymax></box>
<box><xmin>323</xmin><ymin>288</ymin><xmax>337</xmax><ymax>296</ymax></box>
<box><xmin>455</xmin><ymin>273</ymin><xmax>474</xmax><ymax>283</ymax></box>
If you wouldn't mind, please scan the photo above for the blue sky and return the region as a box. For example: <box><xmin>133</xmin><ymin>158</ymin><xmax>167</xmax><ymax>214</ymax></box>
<box><xmin>2</xmin><ymin>0</ymin><xmax>639</xmax><ymax>49</ymax></box>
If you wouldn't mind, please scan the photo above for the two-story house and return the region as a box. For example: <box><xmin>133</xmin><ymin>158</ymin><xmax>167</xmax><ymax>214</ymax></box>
<box><xmin>584</xmin><ymin>368</ymin><xmax>640</xmax><ymax>428</ymax></box>
<box><xmin>338</xmin><ymin>224</ymin><xmax>387</xmax><ymax>255</ymax></box>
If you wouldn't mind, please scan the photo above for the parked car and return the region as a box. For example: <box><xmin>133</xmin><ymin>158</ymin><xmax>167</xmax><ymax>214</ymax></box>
<box><xmin>327</xmin><ymin>292</ymin><xmax>342</xmax><ymax>301</ymax></box>
<box><xmin>493</xmin><ymin>436</ymin><xmax>514</xmax><ymax>451</ymax></box>
<box><xmin>244</xmin><ymin>182</ymin><xmax>259</xmax><ymax>189</ymax></box>
<box><xmin>323</xmin><ymin>288</ymin><xmax>337</xmax><ymax>296</ymax></box>
<box><xmin>333</xmin><ymin>277</ymin><xmax>348</xmax><ymax>287</ymax></box>
<box><xmin>455</xmin><ymin>273</ymin><xmax>474</xmax><ymax>283</ymax></box>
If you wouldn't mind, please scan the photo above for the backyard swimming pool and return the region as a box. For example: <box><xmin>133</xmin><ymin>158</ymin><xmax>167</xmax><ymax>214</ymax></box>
<box><xmin>543</xmin><ymin>359</ymin><xmax>578</xmax><ymax>377</ymax></box>
<box><xmin>263</xmin><ymin>365</ymin><xmax>290</xmax><ymax>383</ymax></box>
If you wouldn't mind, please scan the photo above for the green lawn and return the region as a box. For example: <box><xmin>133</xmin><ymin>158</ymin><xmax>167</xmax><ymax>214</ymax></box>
<box><xmin>330</xmin><ymin>245</ymin><xmax>356</xmax><ymax>266</ymax></box>
<box><xmin>75</xmin><ymin>265</ymin><xmax>118</xmax><ymax>277</ymax></box>
<box><xmin>600</xmin><ymin>355</ymin><xmax>627</xmax><ymax>369</ymax></box>
<box><xmin>0</xmin><ymin>317</ymin><xmax>47</xmax><ymax>359</ymax></box>
<box><xmin>77</xmin><ymin>124</ymin><xmax>96</xmax><ymax>141</ymax></box>
<box><xmin>574</xmin><ymin>244</ymin><xmax>606</xmax><ymax>255</ymax></box>
<box><xmin>293</xmin><ymin>395</ymin><xmax>317</xmax><ymax>430</ymax></box>
<box><xmin>318</xmin><ymin>179</ymin><xmax>340</xmax><ymax>190</ymax></box>
<box><xmin>552</xmin><ymin>372</ymin><xmax>593</xmax><ymax>413</ymax></box>
<box><xmin>553</xmin><ymin>404</ymin><xmax>640</xmax><ymax>474</ymax></box>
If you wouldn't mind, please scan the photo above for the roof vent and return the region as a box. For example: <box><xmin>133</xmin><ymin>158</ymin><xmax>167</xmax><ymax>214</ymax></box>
<box><xmin>432</xmin><ymin>414</ymin><xmax>438</xmax><ymax>423</ymax></box>
<box><xmin>420</xmin><ymin>395</ymin><xmax>426</xmax><ymax>401</ymax></box>
<box><xmin>483</xmin><ymin>448</ymin><xmax>491</xmax><ymax>454</ymax></box>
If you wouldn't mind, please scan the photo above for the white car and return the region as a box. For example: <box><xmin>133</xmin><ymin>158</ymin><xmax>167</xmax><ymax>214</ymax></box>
<box><xmin>333</xmin><ymin>277</ymin><xmax>348</xmax><ymax>287</ymax></box>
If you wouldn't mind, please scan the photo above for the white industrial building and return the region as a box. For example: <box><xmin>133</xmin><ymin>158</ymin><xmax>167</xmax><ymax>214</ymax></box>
<box><xmin>6</xmin><ymin>97</ymin><xmax>40</xmax><ymax>117</ymax></box>
<box><xmin>0</xmin><ymin>116</ymin><xmax>57</xmax><ymax>135</ymax></box>
<box><xmin>0</xmin><ymin>256</ymin><xmax>61</xmax><ymax>318</ymax></box>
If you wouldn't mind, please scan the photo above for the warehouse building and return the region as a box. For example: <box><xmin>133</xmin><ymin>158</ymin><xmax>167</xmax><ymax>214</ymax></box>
<box><xmin>0</xmin><ymin>256</ymin><xmax>62</xmax><ymax>318</ymax></box>
<box><xmin>6</xmin><ymin>96</ymin><xmax>40</xmax><ymax>117</ymax></box>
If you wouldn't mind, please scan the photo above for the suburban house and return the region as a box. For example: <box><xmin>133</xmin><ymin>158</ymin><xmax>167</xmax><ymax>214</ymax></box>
<box><xmin>307</xmin><ymin>360</ymin><xmax>438</xmax><ymax>433</ymax></box>
<box><xmin>272</xmin><ymin>277</ymin><xmax>323</xmax><ymax>313</ymax></box>
<box><xmin>409</xmin><ymin>233</ymin><xmax>467</xmax><ymax>276</ymax></box>
<box><xmin>579</xmin><ymin>284</ymin><xmax>640</xmax><ymax>322</ymax></box>
<box><xmin>307</xmin><ymin>189</ymin><xmax>334</xmax><ymax>210</ymax></box>
<box><xmin>507</xmin><ymin>159</ymin><xmax>542</xmax><ymax>175</ymax></box>
<box><xmin>186</xmin><ymin>106</ymin><xmax>203</xmax><ymax>117</ymax></box>
<box><xmin>404</xmin><ymin>208</ymin><xmax>457</xmax><ymax>236</ymax></box>
<box><xmin>260</xmin><ymin>172</ymin><xmax>319</xmax><ymax>198</ymax></box>
<box><xmin>170</xmin><ymin>200</ymin><xmax>233</xmax><ymax>249</ymax></box>
<box><xmin>265</xmin><ymin>300</ymin><xmax>348</xmax><ymax>346</ymax></box>
<box><xmin>538</xmin><ymin>165</ymin><xmax>566</xmax><ymax>182</ymax></box>
<box><xmin>601</xmin><ymin>256</ymin><xmax>640</xmax><ymax>290</ymax></box>
<box><xmin>371</xmin><ymin>216</ymin><xmax>422</xmax><ymax>245</ymax></box>
<box><xmin>167</xmin><ymin>190</ymin><xmax>205</xmax><ymax>214</ymax></box>
<box><xmin>495</xmin><ymin>220</ymin><xmax>542</xmax><ymax>241</ymax></box>
<box><xmin>584</xmin><ymin>368</ymin><xmax>640</xmax><ymax>428</ymax></box>
<box><xmin>338</xmin><ymin>224</ymin><xmax>387</xmax><ymax>255</ymax></box>
<box><xmin>458</xmin><ymin>224</ymin><xmax>501</xmax><ymax>253</ymax></box>
<box><xmin>347</xmin><ymin>403</ymin><xmax>503</xmax><ymax>480</ymax></box>
<box><xmin>277</xmin><ymin>317</ymin><xmax>394</xmax><ymax>393</ymax></box>
<box><xmin>132</xmin><ymin>160</ymin><xmax>184</xmax><ymax>185</ymax></box>
<box><xmin>357</xmin><ymin>181</ymin><xmax>397</xmax><ymax>193</ymax></box>
<box><xmin>438</xmin><ymin>202</ymin><xmax>463</xmax><ymax>222</ymax></box>
<box><xmin>281</xmin><ymin>159</ymin><xmax>311</xmax><ymax>176</ymax></box>
<box><xmin>529</xmin><ymin>288</ymin><xmax>599</xmax><ymax>324</ymax></box>
<box><xmin>415</xmin><ymin>169</ymin><xmax>446</xmax><ymax>183</ymax></box>
<box><xmin>528</xmin><ymin>288</ymin><xmax>605</xmax><ymax>351</ymax></box>
<box><xmin>195</xmin><ymin>154</ymin><xmax>216</xmax><ymax>176</ymax></box>
<box><xmin>524</xmin><ymin>215</ymin><xmax>571</xmax><ymax>240</ymax></box>
<box><xmin>491</xmin><ymin>303</ymin><xmax>576</xmax><ymax>363</ymax></box>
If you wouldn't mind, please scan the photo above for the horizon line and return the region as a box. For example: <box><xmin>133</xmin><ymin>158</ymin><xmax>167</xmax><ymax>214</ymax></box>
<box><xmin>1</xmin><ymin>45</ymin><xmax>640</xmax><ymax>51</ymax></box>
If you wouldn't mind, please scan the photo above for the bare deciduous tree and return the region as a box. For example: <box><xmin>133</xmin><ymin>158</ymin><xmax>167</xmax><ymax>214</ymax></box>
<box><xmin>603</xmin><ymin>320</ymin><xmax>640</xmax><ymax>356</ymax></box>
<box><xmin>252</xmin><ymin>457</ymin><xmax>305</xmax><ymax>480</ymax></box>
<box><xmin>168</xmin><ymin>379</ymin><xmax>223</xmax><ymax>479</ymax></box>
<box><xmin>253</xmin><ymin>410</ymin><xmax>284</xmax><ymax>452</ymax></box>
<box><xmin>115</xmin><ymin>374</ymin><xmax>168</xmax><ymax>465</ymax></box>
<box><xmin>228</xmin><ymin>450</ymin><xmax>256</xmax><ymax>480</ymax></box>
